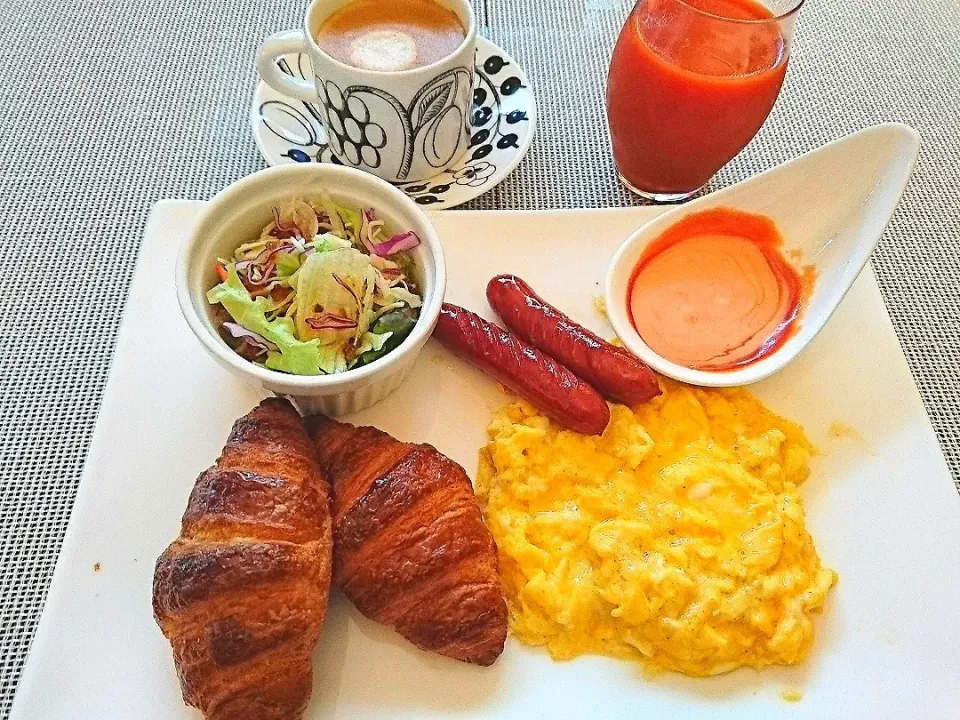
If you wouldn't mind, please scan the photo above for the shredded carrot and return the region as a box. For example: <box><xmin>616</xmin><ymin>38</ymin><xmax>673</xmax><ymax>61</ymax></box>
<box><xmin>215</xmin><ymin>264</ymin><xmax>228</xmax><ymax>282</ymax></box>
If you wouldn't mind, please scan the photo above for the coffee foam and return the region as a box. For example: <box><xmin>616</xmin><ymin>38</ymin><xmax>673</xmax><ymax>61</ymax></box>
<box><xmin>349</xmin><ymin>30</ymin><xmax>418</xmax><ymax>72</ymax></box>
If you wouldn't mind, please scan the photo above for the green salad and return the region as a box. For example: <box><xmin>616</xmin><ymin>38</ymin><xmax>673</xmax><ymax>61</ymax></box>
<box><xmin>207</xmin><ymin>195</ymin><xmax>423</xmax><ymax>375</ymax></box>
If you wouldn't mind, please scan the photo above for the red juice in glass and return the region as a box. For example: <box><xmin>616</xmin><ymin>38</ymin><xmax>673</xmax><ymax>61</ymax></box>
<box><xmin>606</xmin><ymin>0</ymin><xmax>802</xmax><ymax>202</ymax></box>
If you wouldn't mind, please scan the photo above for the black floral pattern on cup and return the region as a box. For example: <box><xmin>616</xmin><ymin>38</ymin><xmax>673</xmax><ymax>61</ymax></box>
<box><xmin>315</xmin><ymin>68</ymin><xmax>472</xmax><ymax>180</ymax></box>
<box><xmin>320</xmin><ymin>81</ymin><xmax>388</xmax><ymax>169</ymax></box>
<box><xmin>259</xmin><ymin>48</ymin><xmax>530</xmax><ymax>206</ymax></box>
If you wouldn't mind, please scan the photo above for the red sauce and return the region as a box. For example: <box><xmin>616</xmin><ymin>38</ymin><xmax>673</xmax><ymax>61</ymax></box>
<box><xmin>606</xmin><ymin>0</ymin><xmax>789</xmax><ymax>194</ymax></box>
<box><xmin>628</xmin><ymin>208</ymin><xmax>813</xmax><ymax>371</ymax></box>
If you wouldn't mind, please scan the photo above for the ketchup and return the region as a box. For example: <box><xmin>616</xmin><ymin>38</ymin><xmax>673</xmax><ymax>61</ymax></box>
<box><xmin>628</xmin><ymin>208</ymin><xmax>811</xmax><ymax>371</ymax></box>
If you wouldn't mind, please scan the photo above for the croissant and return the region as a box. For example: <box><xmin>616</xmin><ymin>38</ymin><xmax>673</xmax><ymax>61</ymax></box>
<box><xmin>305</xmin><ymin>416</ymin><xmax>508</xmax><ymax>666</ymax></box>
<box><xmin>153</xmin><ymin>398</ymin><xmax>333</xmax><ymax>720</ymax></box>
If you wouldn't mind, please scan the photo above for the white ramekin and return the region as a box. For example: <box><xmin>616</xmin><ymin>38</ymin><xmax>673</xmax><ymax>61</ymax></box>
<box><xmin>176</xmin><ymin>164</ymin><xmax>446</xmax><ymax>416</ymax></box>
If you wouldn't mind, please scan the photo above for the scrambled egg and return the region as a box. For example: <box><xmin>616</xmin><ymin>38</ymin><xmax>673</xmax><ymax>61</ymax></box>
<box><xmin>476</xmin><ymin>379</ymin><xmax>836</xmax><ymax>677</ymax></box>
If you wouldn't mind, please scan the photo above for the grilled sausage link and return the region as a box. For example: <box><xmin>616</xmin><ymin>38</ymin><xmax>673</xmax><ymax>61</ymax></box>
<box><xmin>486</xmin><ymin>275</ymin><xmax>661</xmax><ymax>405</ymax></box>
<box><xmin>433</xmin><ymin>303</ymin><xmax>610</xmax><ymax>435</ymax></box>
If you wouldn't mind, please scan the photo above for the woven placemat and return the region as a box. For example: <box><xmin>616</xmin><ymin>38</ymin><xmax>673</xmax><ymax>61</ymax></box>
<box><xmin>1</xmin><ymin>0</ymin><xmax>958</xmax><ymax>713</ymax></box>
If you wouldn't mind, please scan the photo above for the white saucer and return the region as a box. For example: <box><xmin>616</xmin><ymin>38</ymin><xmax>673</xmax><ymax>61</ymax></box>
<box><xmin>251</xmin><ymin>37</ymin><xmax>536</xmax><ymax>209</ymax></box>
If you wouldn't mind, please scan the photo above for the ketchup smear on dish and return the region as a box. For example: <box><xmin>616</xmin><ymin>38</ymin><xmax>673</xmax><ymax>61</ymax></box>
<box><xmin>627</xmin><ymin>207</ymin><xmax>813</xmax><ymax>371</ymax></box>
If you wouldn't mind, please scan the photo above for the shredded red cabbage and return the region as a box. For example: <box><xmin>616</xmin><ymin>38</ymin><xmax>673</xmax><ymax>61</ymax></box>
<box><xmin>245</xmin><ymin>263</ymin><xmax>276</xmax><ymax>286</ymax></box>
<box><xmin>305</xmin><ymin>312</ymin><xmax>358</xmax><ymax>330</ymax></box>
<box><xmin>271</xmin><ymin>207</ymin><xmax>302</xmax><ymax>239</ymax></box>
<box><xmin>253</xmin><ymin>242</ymin><xmax>294</xmax><ymax>266</ymax></box>
<box><xmin>372</xmin><ymin>231</ymin><xmax>421</xmax><ymax>257</ymax></box>
<box><xmin>223</xmin><ymin>322</ymin><xmax>277</xmax><ymax>352</ymax></box>
<box><xmin>332</xmin><ymin>273</ymin><xmax>361</xmax><ymax>307</ymax></box>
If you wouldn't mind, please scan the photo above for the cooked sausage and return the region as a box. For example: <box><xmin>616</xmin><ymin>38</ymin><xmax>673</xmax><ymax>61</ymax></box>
<box><xmin>433</xmin><ymin>303</ymin><xmax>610</xmax><ymax>435</ymax></box>
<box><xmin>486</xmin><ymin>275</ymin><xmax>661</xmax><ymax>405</ymax></box>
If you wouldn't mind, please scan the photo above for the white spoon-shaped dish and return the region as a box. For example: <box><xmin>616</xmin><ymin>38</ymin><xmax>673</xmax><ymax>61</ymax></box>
<box><xmin>605</xmin><ymin>122</ymin><xmax>920</xmax><ymax>387</ymax></box>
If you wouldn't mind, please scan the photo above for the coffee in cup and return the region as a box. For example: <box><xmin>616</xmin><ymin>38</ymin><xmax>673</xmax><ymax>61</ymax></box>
<box><xmin>314</xmin><ymin>0</ymin><xmax>466</xmax><ymax>73</ymax></box>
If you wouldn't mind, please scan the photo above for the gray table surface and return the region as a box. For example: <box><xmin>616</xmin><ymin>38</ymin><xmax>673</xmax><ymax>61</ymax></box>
<box><xmin>2</xmin><ymin>0</ymin><xmax>958</xmax><ymax>713</ymax></box>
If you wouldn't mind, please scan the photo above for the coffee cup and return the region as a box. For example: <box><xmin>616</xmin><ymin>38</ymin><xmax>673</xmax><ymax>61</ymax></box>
<box><xmin>258</xmin><ymin>0</ymin><xmax>477</xmax><ymax>183</ymax></box>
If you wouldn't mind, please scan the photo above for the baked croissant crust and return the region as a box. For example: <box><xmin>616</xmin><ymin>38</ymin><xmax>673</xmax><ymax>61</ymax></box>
<box><xmin>306</xmin><ymin>415</ymin><xmax>507</xmax><ymax>666</ymax></box>
<box><xmin>153</xmin><ymin>398</ymin><xmax>333</xmax><ymax>720</ymax></box>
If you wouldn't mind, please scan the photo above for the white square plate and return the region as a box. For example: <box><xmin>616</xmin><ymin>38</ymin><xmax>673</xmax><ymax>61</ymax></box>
<box><xmin>11</xmin><ymin>201</ymin><xmax>960</xmax><ymax>719</ymax></box>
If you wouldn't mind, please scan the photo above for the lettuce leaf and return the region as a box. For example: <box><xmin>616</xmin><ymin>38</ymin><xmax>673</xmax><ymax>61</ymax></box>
<box><xmin>275</xmin><ymin>251</ymin><xmax>301</xmax><ymax>278</ymax></box>
<box><xmin>387</xmin><ymin>285</ymin><xmax>423</xmax><ymax>309</ymax></box>
<box><xmin>311</xmin><ymin>233</ymin><xmax>352</xmax><ymax>253</ymax></box>
<box><xmin>293</xmin><ymin>248</ymin><xmax>379</xmax><ymax>341</ymax></box>
<box><xmin>207</xmin><ymin>266</ymin><xmax>322</xmax><ymax>375</ymax></box>
<box><xmin>337</xmin><ymin>204</ymin><xmax>362</xmax><ymax>241</ymax></box>
<box><xmin>354</xmin><ymin>330</ymin><xmax>392</xmax><ymax>358</ymax></box>
<box><xmin>315</xmin><ymin>343</ymin><xmax>349</xmax><ymax>375</ymax></box>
